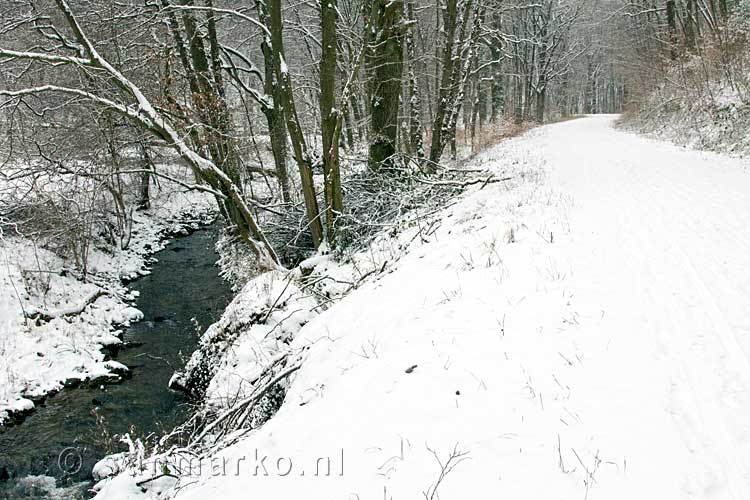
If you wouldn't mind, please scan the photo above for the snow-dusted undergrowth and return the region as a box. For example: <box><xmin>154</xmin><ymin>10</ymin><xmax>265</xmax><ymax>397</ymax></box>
<box><xmin>622</xmin><ymin>74</ymin><xmax>750</xmax><ymax>157</ymax></box>
<box><xmin>620</xmin><ymin>19</ymin><xmax>750</xmax><ymax>159</ymax></box>
<box><xmin>0</xmin><ymin>187</ymin><xmax>215</xmax><ymax>424</ymax></box>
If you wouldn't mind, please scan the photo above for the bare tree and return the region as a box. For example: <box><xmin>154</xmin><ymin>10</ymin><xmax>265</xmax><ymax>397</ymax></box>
<box><xmin>0</xmin><ymin>0</ymin><xmax>279</xmax><ymax>268</ymax></box>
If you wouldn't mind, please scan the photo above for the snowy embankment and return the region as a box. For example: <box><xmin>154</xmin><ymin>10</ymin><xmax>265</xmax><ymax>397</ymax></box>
<box><xmin>622</xmin><ymin>83</ymin><xmax>750</xmax><ymax>157</ymax></box>
<box><xmin>620</xmin><ymin>53</ymin><xmax>750</xmax><ymax>157</ymax></box>
<box><xmin>0</xmin><ymin>188</ymin><xmax>215</xmax><ymax>424</ymax></box>
<box><xmin>96</xmin><ymin>116</ymin><xmax>750</xmax><ymax>499</ymax></box>
<box><xmin>94</xmin><ymin>126</ymin><xmax>585</xmax><ymax>498</ymax></box>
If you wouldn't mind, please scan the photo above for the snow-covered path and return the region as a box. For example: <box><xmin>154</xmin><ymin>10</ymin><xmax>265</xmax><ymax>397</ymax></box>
<box><xmin>541</xmin><ymin>115</ymin><xmax>750</xmax><ymax>498</ymax></box>
<box><xmin>95</xmin><ymin>116</ymin><xmax>750</xmax><ymax>500</ymax></box>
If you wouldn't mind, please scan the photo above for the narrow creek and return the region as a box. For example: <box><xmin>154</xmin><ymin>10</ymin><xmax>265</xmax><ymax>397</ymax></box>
<box><xmin>0</xmin><ymin>225</ymin><xmax>233</xmax><ymax>498</ymax></box>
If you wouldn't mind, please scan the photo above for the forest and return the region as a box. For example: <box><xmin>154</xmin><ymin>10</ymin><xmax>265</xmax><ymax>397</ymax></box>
<box><xmin>1</xmin><ymin>0</ymin><xmax>750</xmax><ymax>498</ymax></box>
<box><xmin>1</xmin><ymin>0</ymin><xmax>745</xmax><ymax>265</ymax></box>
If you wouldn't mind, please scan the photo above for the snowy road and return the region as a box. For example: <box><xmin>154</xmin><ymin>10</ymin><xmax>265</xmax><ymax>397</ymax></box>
<box><xmin>542</xmin><ymin>115</ymin><xmax>750</xmax><ymax>498</ymax></box>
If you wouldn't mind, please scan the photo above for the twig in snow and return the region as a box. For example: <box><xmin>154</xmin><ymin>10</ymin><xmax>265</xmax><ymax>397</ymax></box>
<box><xmin>422</xmin><ymin>443</ymin><xmax>471</xmax><ymax>500</ymax></box>
<box><xmin>557</xmin><ymin>434</ymin><xmax>572</xmax><ymax>474</ymax></box>
<box><xmin>136</xmin><ymin>472</ymin><xmax>179</xmax><ymax>488</ymax></box>
<box><xmin>414</xmin><ymin>174</ymin><xmax>513</xmax><ymax>188</ymax></box>
<box><xmin>558</xmin><ymin>352</ymin><xmax>574</xmax><ymax>366</ymax></box>
<box><xmin>260</xmin><ymin>272</ymin><xmax>296</xmax><ymax>323</ymax></box>
<box><xmin>572</xmin><ymin>448</ymin><xmax>602</xmax><ymax>500</ymax></box>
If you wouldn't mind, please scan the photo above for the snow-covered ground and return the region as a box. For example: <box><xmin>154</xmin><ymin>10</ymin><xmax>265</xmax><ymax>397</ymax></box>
<box><xmin>0</xmin><ymin>187</ymin><xmax>215</xmax><ymax>424</ymax></box>
<box><xmin>623</xmin><ymin>87</ymin><xmax>750</xmax><ymax>158</ymax></box>
<box><xmin>94</xmin><ymin>116</ymin><xmax>750</xmax><ymax>499</ymax></box>
<box><xmin>621</xmin><ymin>53</ymin><xmax>750</xmax><ymax>158</ymax></box>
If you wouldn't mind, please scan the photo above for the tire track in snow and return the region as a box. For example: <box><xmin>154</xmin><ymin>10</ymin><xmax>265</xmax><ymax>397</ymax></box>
<box><xmin>542</xmin><ymin>115</ymin><xmax>750</xmax><ymax>499</ymax></box>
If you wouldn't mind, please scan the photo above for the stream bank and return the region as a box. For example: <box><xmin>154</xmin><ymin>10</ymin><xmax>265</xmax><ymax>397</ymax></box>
<box><xmin>0</xmin><ymin>225</ymin><xmax>233</xmax><ymax>499</ymax></box>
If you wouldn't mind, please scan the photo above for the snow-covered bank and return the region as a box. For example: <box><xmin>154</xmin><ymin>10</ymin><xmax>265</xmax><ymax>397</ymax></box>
<box><xmin>94</xmin><ymin>115</ymin><xmax>750</xmax><ymax>499</ymax></box>
<box><xmin>621</xmin><ymin>80</ymin><xmax>750</xmax><ymax>158</ymax></box>
<box><xmin>620</xmin><ymin>25</ymin><xmax>750</xmax><ymax>160</ymax></box>
<box><xmin>0</xmin><ymin>188</ymin><xmax>216</xmax><ymax>425</ymax></box>
<box><xmin>93</xmin><ymin>126</ymin><xmax>573</xmax><ymax>498</ymax></box>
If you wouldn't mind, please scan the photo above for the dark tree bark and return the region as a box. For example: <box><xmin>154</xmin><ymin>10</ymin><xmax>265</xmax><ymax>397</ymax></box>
<box><xmin>535</xmin><ymin>87</ymin><xmax>547</xmax><ymax>123</ymax></box>
<box><xmin>366</xmin><ymin>0</ymin><xmax>405</xmax><ymax>172</ymax></box>
<box><xmin>405</xmin><ymin>0</ymin><xmax>425</xmax><ymax>164</ymax></box>
<box><xmin>428</xmin><ymin>0</ymin><xmax>459</xmax><ymax>168</ymax></box>
<box><xmin>684</xmin><ymin>0</ymin><xmax>696</xmax><ymax>50</ymax></box>
<box><xmin>262</xmin><ymin>42</ymin><xmax>292</xmax><ymax>203</ymax></box>
<box><xmin>51</xmin><ymin>0</ymin><xmax>279</xmax><ymax>266</ymax></box>
<box><xmin>137</xmin><ymin>139</ymin><xmax>153</xmax><ymax>210</ymax></box>
<box><xmin>255</xmin><ymin>2</ymin><xmax>292</xmax><ymax>203</ymax></box>
<box><xmin>444</xmin><ymin>0</ymin><xmax>480</xmax><ymax>157</ymax></box>
<box><xmin>320</xmin><ymin>0</ymin><xmax>343</xmax><ymax>245</ymax></box>
<box><xmin>534</xmin><ymin>6</ymin><xmax>549</xmax><ymax>124</ymax></box>
<box><xmin>666</xmin><ymin>0</ymin><xmax>678</xmax><ymax>60</ymax></box>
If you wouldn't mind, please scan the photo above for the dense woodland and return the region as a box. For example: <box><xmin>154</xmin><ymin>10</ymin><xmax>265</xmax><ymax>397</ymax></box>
<box><xmin>0</xmin><ymin>0</ymin><xmax>747</xmax><ymax>272</ymax></box>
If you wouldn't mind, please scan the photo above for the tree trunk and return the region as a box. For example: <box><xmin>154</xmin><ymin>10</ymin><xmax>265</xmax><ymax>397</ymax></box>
<box><xmin>490</xmin><ymin>45</ymin><xmax>504</xmax><ymax>122</ymax></box>
<box><xmin>684</xmin><ymin>0</ymin><xmax>696</xmax><ymax>50</ymax></box>
<box><xmin>428</xmin><ymin>0</ymin><xmax>459</xmax><ymax>168</ymax></box>
<box><xmin>137</xmin><ymin>139</ymin><xmax>152</xmax><ymax>210</ymax></box>
<box><xmin>320</xmin><ymin>0</ymin><xmax>343</xmax><ymax>245</ymax></box>
<box><xmin>367</xmin><ymin>0</ymin><xmax>405</xmax><ymax>172</ymax></box>
<box><xmin>666</xmin><ymin>0</ymin><xmax>678</xmax><ymax>60</ymax></box>
<box><xmin>267</xmin><ymin>0</ymin><xmax>324</xmax><ymax>248</ymax></box>
<box><xmin>259</xmin><ymin>37</ymin><xmax>292</xmax><ymax>203</ymax></box>
<box><xmin>535</xmin><ymin>88</ymin><xmax>546</xmax><ymax>123</ymax></box>
<box><xmin>405</xmin><ymin>0</ymin><xmax>425</xmax><ymax>164</ymax></box>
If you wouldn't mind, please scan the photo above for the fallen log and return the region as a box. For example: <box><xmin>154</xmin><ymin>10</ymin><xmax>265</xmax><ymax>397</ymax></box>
<box><xmin>26</xmin><ymin>289</ymin><xmax>106</xmax><ymax>323</ymax></box>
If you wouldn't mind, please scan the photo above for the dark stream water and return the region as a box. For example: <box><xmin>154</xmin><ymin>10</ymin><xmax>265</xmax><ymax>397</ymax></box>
<box><xmin>0</xmin><ymin>226</ymin><xmax>233</xmax><ymax>499</ymax></box>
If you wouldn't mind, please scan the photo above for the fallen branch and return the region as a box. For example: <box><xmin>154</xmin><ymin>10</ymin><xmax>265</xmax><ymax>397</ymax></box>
<box><xmin>191</xmin><ymin>361</ymin><xmax>301</xmax><ymax>446</ymax></box>
<box><xmin>136</xmin><ymin>472</ymin><xmax>179</xmax><ymax>488</ymax></box>
<box><xmin>414</xmin><ymin>174</ymin><xmax>513</xmax><ymax>188</ymax></box>
<box><xmin>26</xmin><ymin>289</ymin><xmax>105</xmax><ymax>322</ymax></box>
